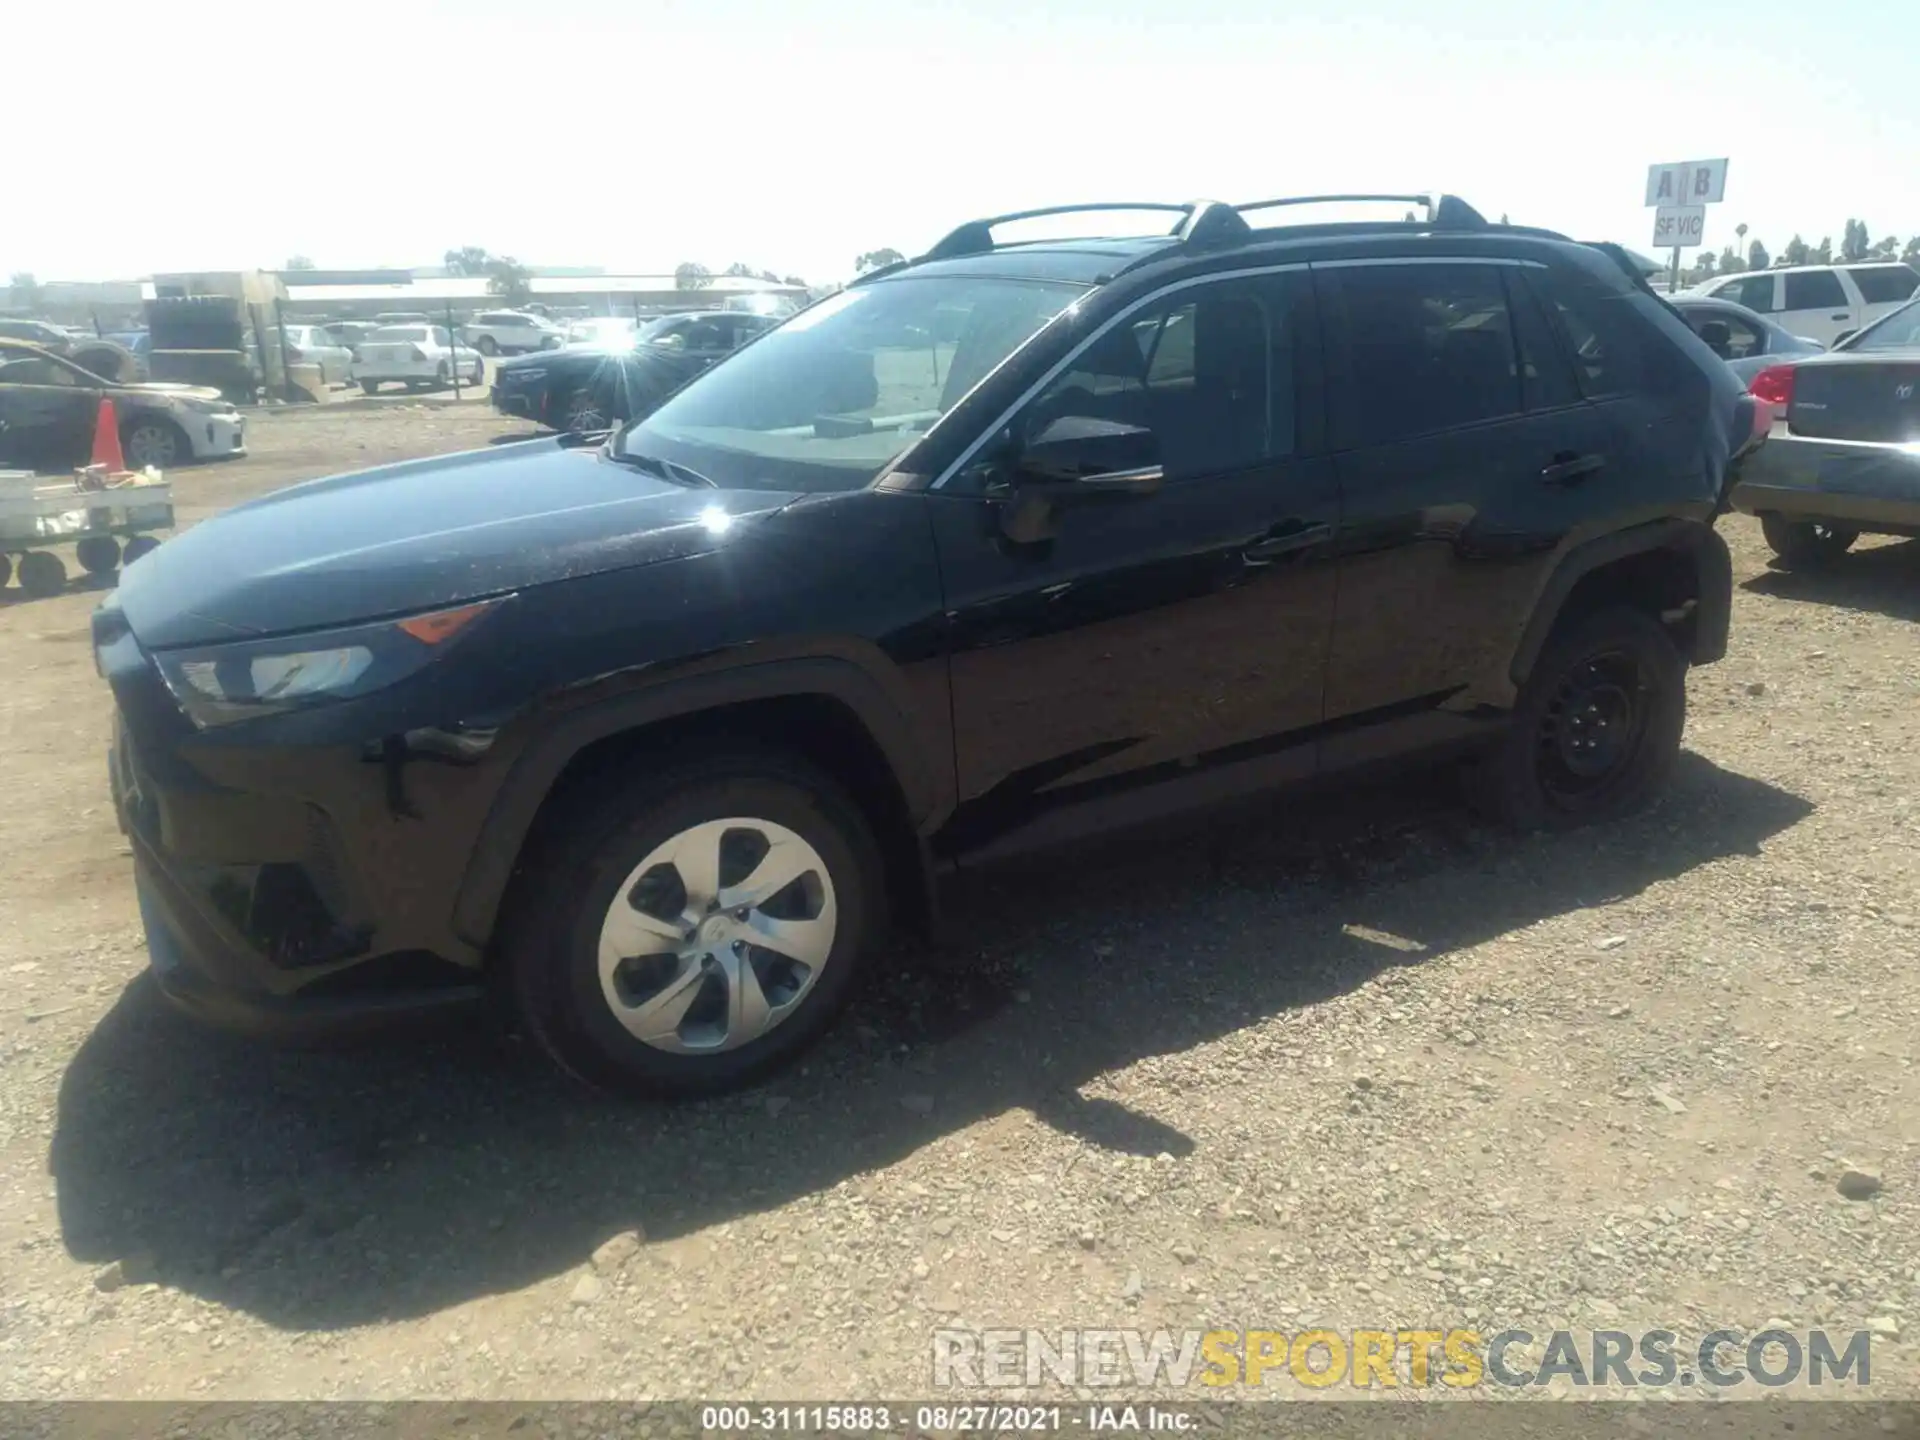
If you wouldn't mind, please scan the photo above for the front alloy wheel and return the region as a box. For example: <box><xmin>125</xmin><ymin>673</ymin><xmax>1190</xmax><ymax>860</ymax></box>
<box><xmin>564</xmin><ymin>391</ymin><xmax>606</xmax><ymax>432</ymax></box>
<box><xmin>506</xmin><ymin>751</ymin><xmax>882</xmax><ymax>1096</ymax></box>
<box><xmin>122</xmin><ymin>420</ymin><xmax>184</xmax><ymax>469</ymax></box>
<box><xmin>598</xmin><ymin>818</ymin><xmax>836</xmax><ymax>1054</ymax></box>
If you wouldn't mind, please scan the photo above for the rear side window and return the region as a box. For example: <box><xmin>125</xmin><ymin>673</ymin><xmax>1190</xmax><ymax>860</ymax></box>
<box><xmin>1713</xmin><ymin>274</ymin><xmax>1776</xmax><ymax>313</ymax></box>
<box><xmin>1783</xmin><ymin>270</ymin><xmax>1847</xmax><ymax>310</ymax></box>
<box><xmin>1328</xmin><ymin>263</ymin><xmax>1521</xmax><ymax>444</ymax></box>
<box><xmin>1847</xmin><ymin>266</ymin><xmax>1920</xmax><ymax>304</ymax></box>
<box><xmin>1531</xmin><ymin>269</ymin><xmax>1654</xmax><ymax>399</ymax></box>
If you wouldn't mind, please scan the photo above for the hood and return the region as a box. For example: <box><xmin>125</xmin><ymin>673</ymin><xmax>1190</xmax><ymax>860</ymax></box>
<box><xmin>118</xmin><ymin>381</ymin><xmax>226</xmax><ymax>402</ymax></box>
<box><xmin>114</xmin><ymin>437</ymin><xmax>798</xmax><ymax>649</ymax></box>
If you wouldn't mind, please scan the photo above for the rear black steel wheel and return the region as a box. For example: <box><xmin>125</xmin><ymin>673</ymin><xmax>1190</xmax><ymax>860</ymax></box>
<box><xmin>1470</xmin><ymin>606</ymin><xmax>1685</xmax><ymax>831</ymax></box>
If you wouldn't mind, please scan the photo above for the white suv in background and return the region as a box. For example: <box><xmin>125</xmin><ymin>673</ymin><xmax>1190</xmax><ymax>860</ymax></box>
<box><xmin>460</xmin><ymin>310</ymin><xmax>564</xmax><ymax>356</ymax></box>
<box><xmin>1693</xmin><ymin>263</ymin><xmax>1919</xmax><ymax>346</ymax></box>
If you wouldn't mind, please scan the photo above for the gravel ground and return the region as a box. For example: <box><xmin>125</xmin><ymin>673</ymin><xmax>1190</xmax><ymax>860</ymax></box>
<box><xmin>0</xmin><ymin>405</ymin><xmax>1915</xmax><ymax>1402</ymax></box>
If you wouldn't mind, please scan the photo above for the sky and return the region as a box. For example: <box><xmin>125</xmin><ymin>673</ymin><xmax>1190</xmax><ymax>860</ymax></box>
<box><xmin>8</xmin><ymin>0</ymin><xmax>1917</xmax><ymax>287</ymax></box>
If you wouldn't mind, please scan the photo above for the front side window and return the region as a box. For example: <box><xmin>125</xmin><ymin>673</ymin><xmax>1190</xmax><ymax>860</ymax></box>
<box><xmin>1847</xmin><ymin>266</ymin><xmax>1920</xmax><ymax>305</ymax></box>
<box><xmin>1332</xmin><ymin>263</ymin><xmax>1521</xmax><ymax>443</ymax></box>
<box><xmin>623</xmin><ymin>275</ymin><xmax>1083</xmax><ymax>493</ymax></box>
<box><xmin>1686</xmin><ymin>307</ymin><xmax>1763</xmax><ymax>360</ymax></box>
<box><xmin>1784</xmin><ymin>270</ymin><xmax>1847</xmax><ymax>311</ymax></box>
<box><xmin>0</xmin><ymin>355</ymin><xmax>86</xmax><ymax>386</ymax></box>
<box><xmin>1017</xmin><ymin>274</ymin><xmax>1301</xmax><ymax>478</ymax></box>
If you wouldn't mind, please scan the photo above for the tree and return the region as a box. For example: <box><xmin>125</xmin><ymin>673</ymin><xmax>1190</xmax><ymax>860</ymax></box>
<box><xmin>1692</xmin><ymin>250</ymin><xmax>1718</xmax><ymax>281</ymax></box>
<box><xmin>722</xmin><ymin>262</ymin><xmax>756</xmax><ymax>278</ymax></box>
<box><xmin>1869</xmin><ymin>235</ymin><xmax>1900</xmax><ymax>258</ymax></box>
<box><xmin>485</xmin><ymin>255</ymin><xmax>533</xmax><ymax>306</ymax></box>
<box><xmin>781</xmin><ymin>274</ymin><xmax>807</xmax><ymax>288</ymax></box>
<box><xmin>854</xmin><ymin>248</ymin><xmax>904</xmax><ymax>273</ymax></box>
<box><xmin>443</xmin><ymin>246</ymin><xmax>492</xmax><ymax>277</ymax></box>
<box><xmin>284</xmin><ymin>255</ymin><xmax>316</xmax><ymax>271</ymax></box>
<box><xmin>1735</xmin><ymin>222</ymin><xmax>1748</xmax><ymax>246</ymax></box>
<box><xmin>1812</xmin><ymin>236</ymin><xmax>1833</xmax><ymax>264</ymax></box>
<box><xmin>1781</xmin><ymin>234</ymin><xmax>1811</xmax><ymax>266</ymax></box>
<box><xmin>1747</xmin><ymin>239</ymin><xmax>1770</xmax><ymax>271</ymax></box>
<box><xmin>1841</xmin><ymin>219</ymin><xmax>1869</xmax><ymax>262</ymax></box>
<box><xmin>1717</xmin><ymin>246</ymin><xmax>1744</xmax><ymax>275</ymax></box>
<box><xmin>675</xmin><ymin>262</ymin><xmax>713</xmax><ymax>291</ymax></box>
<box><xmin>8</xmin><ymin>272</ymin><xmax>43</xmax><ymax>311</ymax></box>
<box><xmin>1904</xmin><ymin>236</ymin><xmax>1920</xmax><ymax>266</ymax></box>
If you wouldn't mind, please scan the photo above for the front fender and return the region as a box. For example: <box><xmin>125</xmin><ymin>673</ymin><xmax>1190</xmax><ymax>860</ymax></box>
<box><xmin>450</xmin><ymin>652</ymin><xmax>943</xmax><ymax>947</ymax></box>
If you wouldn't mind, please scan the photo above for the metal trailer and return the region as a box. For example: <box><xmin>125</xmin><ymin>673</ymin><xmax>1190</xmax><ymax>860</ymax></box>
<box><xmin>0</xmin><ymin>471</ymin><xmax>174</xmax><ymax>598</ymax></box>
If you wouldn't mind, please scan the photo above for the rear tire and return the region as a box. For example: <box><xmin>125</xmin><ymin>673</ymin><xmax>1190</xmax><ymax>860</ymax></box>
<box><xmin>1761</xmin><ymin>515</ymin><xmax>1857</xmax><ymax>568</ymax></box>
<box><xmin>122</xmin><ymin>535</ymin><xmax>161</xmax><ymax>565</ymax></box>
<box><xmin>1469</xmin><ymin>606</ymin><xmax>1685</xmax><ymax>832</ymax></box>
<box><xmin>359</xmin><ymin>379</ymin><xmax>380</xmax><ymax>395</ymax></box>
<box><xmin>505</xmin><ymin>748</ymin><xmax>885</xmax><ymax>1098</ymax></box>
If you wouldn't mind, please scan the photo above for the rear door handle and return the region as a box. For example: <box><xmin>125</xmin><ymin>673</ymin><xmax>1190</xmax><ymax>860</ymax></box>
<box><xmin>1830</xmin><ymin>312</ymin><xmax>1850</xmax><ymax>321</ymax></box>
<box><xmin>1243</xmin><ymin>520</ymin><xmax>1332</xmax><ymax>562</ymax></box>
<box><xmin>1541</xmin><ymin>452</ymin><xmax>1605</xmax><ymax>486</ymax></box>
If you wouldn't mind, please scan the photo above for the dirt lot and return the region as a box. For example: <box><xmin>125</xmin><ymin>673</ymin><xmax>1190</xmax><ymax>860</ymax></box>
<box><xmin>0</xmin><ymin>402</ymin><xmax>1915</xmax><ymax>1402</ymax></box>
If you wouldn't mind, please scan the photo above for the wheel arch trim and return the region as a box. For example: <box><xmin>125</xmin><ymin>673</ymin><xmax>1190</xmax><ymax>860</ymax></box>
<box><xmin>1509</xmin><ymin>518</ymin><xmax>1732</xmax><ymax>689</ymax></box>
<box><xmin>451</xmin><ymin>655</ymin><xmax>942</xmax><ymax>948</ymax></box>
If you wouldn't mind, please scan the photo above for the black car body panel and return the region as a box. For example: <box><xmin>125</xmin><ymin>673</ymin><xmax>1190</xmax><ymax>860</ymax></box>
<box><xmin>96</xmin><ymin>202</ymin><xmax>1748</xmax><ymax>1039</ymax></box>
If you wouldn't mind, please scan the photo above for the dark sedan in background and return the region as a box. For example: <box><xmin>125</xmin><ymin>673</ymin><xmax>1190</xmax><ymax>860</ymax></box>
<box><xmin>1669</xmin><ymin>295</ymin><xmax>1824</xmax><ymax>385</ymax></box>
<box><xmin>1731</xmin><ymin>295</ymin><xmax>1920</xmax><ymax>566</ymax></box>
<box><xmin>491</xmin><ymin>311</ymin><xmax>778</xmax><ymax>432</ymax></box>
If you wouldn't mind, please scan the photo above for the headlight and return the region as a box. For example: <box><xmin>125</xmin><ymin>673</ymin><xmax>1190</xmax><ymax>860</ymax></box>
<box><xmin>155</xmin><ymin>597</ymin><xmax>506</xmax><ymax>728</ymax></box>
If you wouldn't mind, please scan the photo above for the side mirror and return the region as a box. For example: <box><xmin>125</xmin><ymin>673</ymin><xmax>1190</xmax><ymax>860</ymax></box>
<box><xmin>1016</xmin><ymin>416</ymin><xmax>1163</xmax><ymax>495</ymax></box>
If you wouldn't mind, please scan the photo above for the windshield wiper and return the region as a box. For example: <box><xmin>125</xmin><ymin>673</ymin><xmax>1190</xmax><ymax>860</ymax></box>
<box><xmin>600</xmin><ymin>446</ymin><xmax>717</xmax><ymax>488</ymax></box>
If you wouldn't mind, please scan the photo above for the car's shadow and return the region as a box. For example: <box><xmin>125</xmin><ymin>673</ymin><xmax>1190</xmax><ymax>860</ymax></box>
<box><xmin>1743</xmin><ymin>537</ymin><xmax>1920</xmax><ymax>623</ymax></box>
<box><xmin>50</xmin><ymin>754</ymin><xmax>1809</xmax><ymax>1329</ymax></box>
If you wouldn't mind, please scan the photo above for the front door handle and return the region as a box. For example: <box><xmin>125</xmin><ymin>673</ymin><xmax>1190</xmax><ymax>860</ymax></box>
<box><xmin>1830</xmin><ymin>312</ymin><xmax>1850</xmax><ymax>321</ymax></box>
<box><xmin>1541</xmin><ymin>451</ymin><xmax>1605</xmax><ymax>486</ymax></box>
<box><xmin>1243</xmin><ymin>519</ymin><xmax>1331</xmax><ymax>563</ymax></box>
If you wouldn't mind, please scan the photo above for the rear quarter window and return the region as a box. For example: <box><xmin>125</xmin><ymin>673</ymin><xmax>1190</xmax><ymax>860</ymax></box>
<box><xmin>1847</xmin><ymin>266</ymin><xmax>1920</xmax><ymax>304</ymax></box>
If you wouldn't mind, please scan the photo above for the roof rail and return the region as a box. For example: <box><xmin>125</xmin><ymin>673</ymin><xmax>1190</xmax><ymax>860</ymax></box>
<box><xmin>1234</xmin><ymin>193</ymin><xmax>1489</xmax><ymax>229</ymax></box>
<box><xmin>921</xmin><ymin>202</ymin><xmax>1198</xmax><ymax>261</ymax></box>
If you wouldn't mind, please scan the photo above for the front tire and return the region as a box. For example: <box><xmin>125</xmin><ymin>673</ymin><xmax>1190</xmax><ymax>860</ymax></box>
<box><xmin>121</xmin><ymin>417</ymin><xmax>189</xmax><ymax>470</ymax></box>
<box><xmin>359</xmin><ymin>379</ymin><xmax>380</xmax><ymax>395</ymax></box>
<box><xmin>1470</xmin><ymin>606</ymin><xmax>1685</xmax><ymax>831</ymax></box>
<box><xmin>561</xmin><ymin>388</ymin><xmax>607</xmax><ymax>432</ymax></box>
<box><xmin>506</xmin><ymin>750</ymin><xmax>884</xmax><ymax>1098</ymax></box>
<box><xmin>1761</xmin><ymin>515</ymin><xmax>1857</xmax><ymax>568</ymax></box>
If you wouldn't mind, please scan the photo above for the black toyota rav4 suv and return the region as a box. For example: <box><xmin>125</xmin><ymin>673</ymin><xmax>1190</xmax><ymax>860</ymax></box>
<box><xmin>96</xmin><ymin>194</ymin><xmax>1761</xmax><ymax>1096</ymax></box>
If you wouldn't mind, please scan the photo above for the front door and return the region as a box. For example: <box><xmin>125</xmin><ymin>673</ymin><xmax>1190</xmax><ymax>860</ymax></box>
<box><xmin>928</xmin><ymin>269</ymin><xmax>1341</xmax><ymax>857</ymax></box>
<box><xmin>0</xmin><ymin>355</ymin><xmax>100</xmax><ymax>472</ymax></box>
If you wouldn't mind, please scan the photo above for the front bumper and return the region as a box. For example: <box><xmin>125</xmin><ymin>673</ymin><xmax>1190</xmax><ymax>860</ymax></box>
<box><xmin>1730</xmin><ymin>427</ymin><xmax>1920</xmax><ymax>535</ymax></box>
<box><xmin>490</xmin><ymin>384</ymin><xmax>539</xmax><ymax>420</ymax></box>
<box><xmin>187</xmin><ymin>412</ymin><xmax>246</xmax><ymax>460</ymax></box>
<box><xmin>100</xmin><ymin>615</ymin><xmax>495</xmax><ymax>1044</ymax></box>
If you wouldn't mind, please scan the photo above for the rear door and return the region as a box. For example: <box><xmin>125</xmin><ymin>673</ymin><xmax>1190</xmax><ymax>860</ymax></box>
<box><xmin>1317</xmin><ymin>257</ymin><xmax>1618</xmax><ymax>756</ymax></box>
<box><xmin>1779</xmin><ymin>269</ymin><xmax>1857</xmax><ymax>345</ymax></box>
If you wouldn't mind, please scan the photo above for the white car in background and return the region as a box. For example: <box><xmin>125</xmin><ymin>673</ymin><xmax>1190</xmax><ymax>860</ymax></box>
<box><xmin>1689</xmin><ymin>262</ymin><xmax>1920</xmax><ymax>346</ymax></box>
<box><xmin>281</xmin><ymin>324</ymin><xmax>355</xmax><ymax>386</ymax></box>
<box><xmin>563</xmin><ymin>317</ymin><xmax>639</xmax><ymax>348</ymax></box>
<box><xmin>350</xmin><ymin>325</ymin><xmax>485</xmax><ymax>394</ymax></box>
<box><xmin>460</xmin><ymin>310</ymin><xmax>565</xmax><ymax>356</ymax></box>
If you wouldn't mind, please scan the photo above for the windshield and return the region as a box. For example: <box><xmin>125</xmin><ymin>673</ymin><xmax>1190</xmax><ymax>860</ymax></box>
<box><xmin>619</xmin><ymin>275</ymin><xmax>1083</xmax><ymax>492</ymax></box>
<box><xmin>1845</xmin><ymin>297</ymin><xmax>1920</xmax><ymax>352</ymax></box>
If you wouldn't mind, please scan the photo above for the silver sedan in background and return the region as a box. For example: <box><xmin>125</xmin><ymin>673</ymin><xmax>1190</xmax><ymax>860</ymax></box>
<box><xmin>1668</xmin><ymin>296</ymin><xmax>1825</xmax><ymax>386</ymax></box>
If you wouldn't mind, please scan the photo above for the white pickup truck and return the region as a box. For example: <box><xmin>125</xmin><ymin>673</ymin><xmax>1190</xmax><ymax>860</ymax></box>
<box><xmin>459</xmin><ymin>310</ymin><xmax>564</xmax><ymax>356</ymax></box>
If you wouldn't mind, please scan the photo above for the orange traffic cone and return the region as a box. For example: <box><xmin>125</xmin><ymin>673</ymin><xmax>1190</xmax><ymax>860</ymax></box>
<box><xmin>91</xmin><ymin>396</ymin><xmax>126</xmax><ymax>472</ymax></box>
